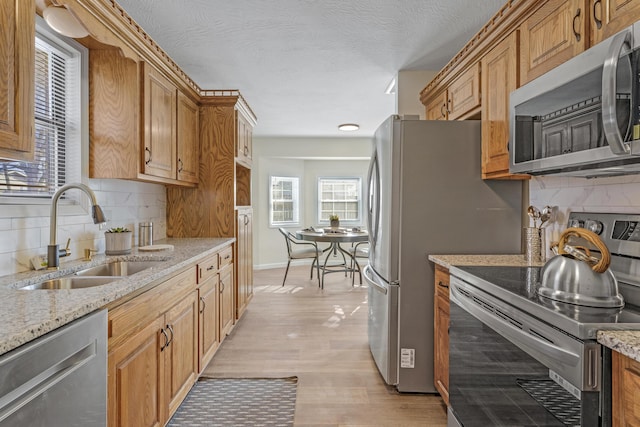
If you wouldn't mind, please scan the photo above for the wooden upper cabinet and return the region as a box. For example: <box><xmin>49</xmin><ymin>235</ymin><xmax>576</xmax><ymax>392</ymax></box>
<box><xmin>520</xmin><ymin>0</ymin><xmax>588</xmax><ymax>85</ymax></box>
<box><xmin>481</xmin><ymin>32</ymin><xmax>528</xmax><ymax>180</ymax></box>
<box><xmin>176</xmin><ymin>92</ymin><xmax>199</xmax><ymax>184</ymax></box>
<box><xmin>0</xmin><ymin>0</ymin><xmax>35</xmax><ymax>161</ymax></box>
<box><xmin>236</xmin><ymin>111</ymin><xmax>252</xmax><ymax>166</ymax></box>
<box><xmin>446</xmin><ymin>63</ymin><xmax>481</xmax><ymax>120</ymax></box>
<box><xmin>425</xmin><ymin>91</ymin><xmax>448</xmax><ymax>120</ymax></box>
<box><xmin>591</xmin><ymin>0</ymin><xmax>640</xmax><ymax>44</ymax></box>
<box><xmin>143</xmin><ymin>64</ymin><xmax>177</xmax><ymax>180</ymax></box>
<box><xmin>89</xmin><ymin>51</ymin><xmax>197</xmax><ymax>186</ymax></box>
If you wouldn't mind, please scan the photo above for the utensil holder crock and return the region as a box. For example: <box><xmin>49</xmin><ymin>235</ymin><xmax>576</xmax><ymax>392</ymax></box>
<box><xmin>524</xmin><ymin>227</ymin><xmax>544</xmax><ymax>264</ymax></box>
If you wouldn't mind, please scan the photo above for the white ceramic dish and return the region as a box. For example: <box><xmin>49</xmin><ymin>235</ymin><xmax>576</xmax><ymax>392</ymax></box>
<box><xmin>138</xmin><ymin>244</ymin><xmax>174</xmax><ymax>252</ymax></box>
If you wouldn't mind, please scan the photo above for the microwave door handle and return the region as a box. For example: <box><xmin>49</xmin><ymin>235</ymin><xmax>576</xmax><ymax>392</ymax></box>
<box><xmin>602</xmin><ymin>29</ymin><xmax>632</xmax><ymax>155</ymax></box>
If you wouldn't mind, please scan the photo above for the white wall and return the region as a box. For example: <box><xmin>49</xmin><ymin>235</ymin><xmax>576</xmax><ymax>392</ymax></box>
<box><xmin>396</xmin><ymin>70</ymin><xmax>437</xmax><ymax>119</ymax></box>
<box><xmin>529</xmin><ymin>174</ymin><xmax>640</xmax><ymax>259</ymax></box>
<box><xmin>0</xmin><ymin>179</ymin><xmax>166</xmax><ymax>276</ymax></box>
<box><xmin>253</xmin><ymin>137</ymin><xmax>371</xmax><ymax>269</ymax></box>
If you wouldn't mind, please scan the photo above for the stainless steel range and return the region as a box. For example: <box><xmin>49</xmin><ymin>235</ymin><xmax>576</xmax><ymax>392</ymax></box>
<box><xmin>447</xmin><ymin>212</ymin><xmax>640</xmax><ymax>427</ymax></box>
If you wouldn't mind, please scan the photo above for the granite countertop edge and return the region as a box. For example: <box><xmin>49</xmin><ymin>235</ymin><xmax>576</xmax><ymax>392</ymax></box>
<box><xmin>430</xmin><ymin>254</ymin><xmax>640</xmax><ymax>362</ymax></box>
<box><xmin>597</xmin><ymin>330</ymin><xmax>640</xmax><ymax>363</ymax></box>
<box><xmin>0</xmin><ymin>237</ymin><xmax>234</xmax><ymax>356</ymax></box>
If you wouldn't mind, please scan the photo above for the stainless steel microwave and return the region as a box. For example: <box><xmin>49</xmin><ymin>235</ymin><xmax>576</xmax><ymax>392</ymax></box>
<box><xmin>510</xmin><ymin>21</ymin><xmax>640</xmax><ymax>177</ymax></box>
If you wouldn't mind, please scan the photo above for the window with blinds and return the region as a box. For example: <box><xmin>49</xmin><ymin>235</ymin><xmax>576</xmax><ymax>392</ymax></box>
<box><xmin>318</xmin><ymin>177</ymin><xmax>361</xmax><ymax>223</ymax></box>
<box><xmin>270</xmin><ymin>176</ymin><xmax>300</xmax><ymax>226</ymax></box>
<box><xmin>0</xmin><ymin>33</ymin><xmax>80</xmax><ymax>197</ymax></box>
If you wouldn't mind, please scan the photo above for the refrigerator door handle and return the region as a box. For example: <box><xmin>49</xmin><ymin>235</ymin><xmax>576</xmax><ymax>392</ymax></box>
<box><xmin>367</xmin><ymin>150</ymin><xmax>380</xmax><ymax>250</ymax></box>
<box><xmin>364</xmin><ymin>265</ymin><xmax>387</xmax><ymax>295</ymax></box>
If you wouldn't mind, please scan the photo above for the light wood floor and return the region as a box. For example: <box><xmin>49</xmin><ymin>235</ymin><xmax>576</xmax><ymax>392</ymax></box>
<box><xmin>202</xmin><ymin>265</ymin><xmax>448</xmax><ymax>426</ymax></box>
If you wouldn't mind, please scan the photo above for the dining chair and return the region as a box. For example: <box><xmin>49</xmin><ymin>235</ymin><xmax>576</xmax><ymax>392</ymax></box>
<box><xmin>348</xmin><ymin>241</ymin><xmax>369</xmax><ymax>285</ymax></box>
<box><xmin>278</xmin><ymin>228</ymin><xmax>322</xmax><ymax>287</ymax></box>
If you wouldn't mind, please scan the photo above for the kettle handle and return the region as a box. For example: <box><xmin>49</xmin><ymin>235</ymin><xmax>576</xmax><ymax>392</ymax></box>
<box><xmin>558</xmin><ymin>227</ymin><xmax>611</xmax><ymax>273</ymax></box>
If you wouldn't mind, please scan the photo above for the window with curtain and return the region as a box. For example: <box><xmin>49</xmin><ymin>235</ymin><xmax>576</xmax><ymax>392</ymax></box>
<box><xmin>318</xmin><ymin>177</ymin><xmax>361</xmax><ymax>223</ymax></box>
<box><xmin>0</xmin><ymin>29</ymin><xmax>81</xmax><ymax>197</ymax></box>
<box><xmin>270</xmin><ymin>176</ymin><xmax>300</xmax><ymax>226</ymax></box>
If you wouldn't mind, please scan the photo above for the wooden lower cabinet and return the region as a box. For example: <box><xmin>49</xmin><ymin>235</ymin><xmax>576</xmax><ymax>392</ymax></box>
<box><xmin>108</xmin><ymin>316</ymin><xmax>165</xmax><ymax>427</ymax></box>
<box><xmin>236</xmin><ymin>208</ymin><xmax>253</xmax><ymax>319</ymax></box>
<box><xmin>612</xmin><ymin>350</ymin><xmax>640</xmax><ymax>426</ymax></box>
<box><xmin>165</xmin><ymin>291</ymin><xmax>199</xmax><ymax>418</ymax></box>
<box><xmin>433</xmin><ymin>265</ymin><xmax>450</xmax><ymax>406</ymax></box>
<box><xmin>219</xmin><ymin>263</ymin><xmax>235</xmax><ymax>337</ymax></box>
<box><xmin>198</xmin><ymin>277</ymin><xmax>220</xmax><ymax>372</ymax></box>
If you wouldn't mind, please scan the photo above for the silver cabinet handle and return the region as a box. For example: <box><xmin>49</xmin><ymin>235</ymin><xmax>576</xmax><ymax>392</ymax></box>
<box><xmin>602</xmin><ymin>29</ymin><xmax>633</xmax><ymax>155</ymax></box>
<box><xmin>199</xmin><ymin>296</ymin><xmax>206</xmax><ymax>313</ymax></box>
<box><xmin>220</xmin><ymin>280</ymin><xmax>225</xmax><ymax>293</ymax></box>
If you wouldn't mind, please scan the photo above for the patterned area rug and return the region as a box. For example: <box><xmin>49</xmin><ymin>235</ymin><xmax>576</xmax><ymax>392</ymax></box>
<box><xmin>167</xmin><ymin>377</ymin><xmax>298</xmax><ymax>427</ymax></box>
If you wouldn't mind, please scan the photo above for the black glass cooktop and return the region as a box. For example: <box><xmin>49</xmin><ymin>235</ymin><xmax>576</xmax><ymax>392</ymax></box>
<box><xmin>451</xmin><ymin>265</ymin><xmax>640</xmax><ymax>339</ymax></box>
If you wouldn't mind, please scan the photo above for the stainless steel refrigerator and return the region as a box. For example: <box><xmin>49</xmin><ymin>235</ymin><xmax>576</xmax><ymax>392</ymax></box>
<box><xmin>363</xmin><ymin>115</ymin><xmax>523</xmax><ymax>393</ymax></box>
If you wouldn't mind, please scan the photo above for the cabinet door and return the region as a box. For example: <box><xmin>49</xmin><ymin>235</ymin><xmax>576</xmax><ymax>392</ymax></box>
<box><xmin>591</xmin><ymin>0</ymin><xmax>640</xmax><ymax>44</ymax></box>
<box><xmin>143</xmin><ymin>64</ymin><xmax>177</xmax><ymax>179</ymax></box>
<box><xmin>236</xmin><ymin>112</ymin><xmax>252</xmax><ymax>166</ymax></box>
<box><xmin>447</xmin><ymin>63</ymin><xmax>481</xmax><ymax>120</ymax></box>
<box><xmin>481</xmin><ymin>32</ymin><xmax>527</xmax><ymax>180</ymax></box>
<box><xmin>425</xmin><ymin>91</ymin><xmax>448</xmax><ymax>120</ymax></box>
<box><xmin>108</xmin><ymin>316</ymin><xmax>165</xmax><ymax>427</ymax></box>
<box><xmin>433</xmin><ymin>266</ymin><xmax>450</xmax><ymax>406</ymax></box>
<box><xmin>0</xmin><ymin>0</ymin><xmax>34</xmax><ymax>161</ymax></box>
<box><xmin>612</xmin><ymin>350</ymin><xmax>640</xmax><ymax>426</ymax></box>
<box><xmin>176</xmin><ymin>91</ymin><xmax>199</xmax><ymax>184</ymax></box>
<box><xmin>198</xmin><ymin>277</ymin><xmax>220</xmax><ymax>372</ymax></box>
<box><xmin>236</xmin><ymin>208</ymin><xmax>253</xmax><ymax>319</ymax></box>
<box><xmin>164</xmin><ymin>290</ymin><xmax>199</xmax><ymax>419</ymax></box>
<box><xmin>520</xmin><ymin>0</ymin><xmax>588</xmax><ymax>85</ymax></box>
<box><xmin>219</xmin><ymin>264</ymin><xmax>235</xmax><ymax>338</ymax></box>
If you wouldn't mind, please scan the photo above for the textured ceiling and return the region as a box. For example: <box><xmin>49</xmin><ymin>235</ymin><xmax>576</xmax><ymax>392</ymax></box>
<box><xmin>115</xmin><ymin>0</ymin><xmax>505</xmax><ymax>137</ymax></box>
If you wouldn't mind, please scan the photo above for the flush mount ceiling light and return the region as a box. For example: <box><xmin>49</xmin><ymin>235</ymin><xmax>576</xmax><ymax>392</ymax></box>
<box><xmin>43</xmin><ymin>5</ymin><xmax>90</xmax><ymax>38</ymax></box>
<box><xmin>338</xmin><ymin>123</ymin><xmax>359</xmax><ymax>132</ymax></box>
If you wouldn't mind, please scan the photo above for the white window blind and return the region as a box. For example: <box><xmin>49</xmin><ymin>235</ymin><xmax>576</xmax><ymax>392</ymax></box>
<box><xmin>270</xmin><ymin>176</ymin><xmax>300</xmax><ymax>226</ymax></box>
<box><xmin>318</xmin><ymin>177</ymin><xmax>361</xmax><ymax>223</ymax></box>
<box><xmin>0</xmin><ymin>34</ymin><xmax>80</xmax><ymax>197</ymax></box>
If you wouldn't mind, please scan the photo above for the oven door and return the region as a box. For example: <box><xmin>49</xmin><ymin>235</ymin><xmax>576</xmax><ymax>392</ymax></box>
<box><xmin>448</xmin><ymin>279</ymin><xmax>602</xmax><ymax>427</ymax></box>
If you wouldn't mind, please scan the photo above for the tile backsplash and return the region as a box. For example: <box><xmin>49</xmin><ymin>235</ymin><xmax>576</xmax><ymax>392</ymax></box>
<box><xmin>0</xmin><ymin>179</ymin><xmax>165</xmax><ymax>276</ymax></box>
<box><xmin>529</xmin><ymin>174</ymin><xmax>640</xmax><ymax>258</ymax></box>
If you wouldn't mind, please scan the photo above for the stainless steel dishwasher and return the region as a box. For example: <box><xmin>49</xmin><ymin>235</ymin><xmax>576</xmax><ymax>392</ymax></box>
<box><xmin>0</xmin><ymin>310</ymin><xmax>107</xmax><ymax>426</ymax></box>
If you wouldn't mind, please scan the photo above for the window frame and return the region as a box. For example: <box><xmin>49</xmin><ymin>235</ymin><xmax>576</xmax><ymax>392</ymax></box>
<box><xmin>0</xmin><ymin>16</ymin><xmax>89</xmax><ymax>217</ymax></box>
<box><xmin>317</xmin><ymin>176</ymin><xmax>362</xmax><ymax>225</ymax></box>
<box><xmin>269</xmin><ymin>175</ymin><xmax>301</xmax><ymax>227</ymax></box>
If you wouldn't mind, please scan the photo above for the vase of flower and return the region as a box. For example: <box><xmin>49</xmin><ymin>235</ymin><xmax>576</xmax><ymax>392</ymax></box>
<box><xmin>329</xmin><ymin>214</ymin><xmax>340</xmax><ymax>228</ymax></box>
<box><xmin>105</xmin><ymin>227</ymin><xmax>132</xmax><ymax>255</ymax></box>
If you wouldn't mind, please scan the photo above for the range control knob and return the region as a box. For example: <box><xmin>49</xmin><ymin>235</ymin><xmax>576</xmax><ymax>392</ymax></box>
<box><xmin>568</xmin><ymin>219</ymin><xmax>584</xmax><ymax>228</ymax></box>
<box><xmin>584</xmin><ymin>220</ymin><xmax>604</xmax><ymax>235</ymax></box>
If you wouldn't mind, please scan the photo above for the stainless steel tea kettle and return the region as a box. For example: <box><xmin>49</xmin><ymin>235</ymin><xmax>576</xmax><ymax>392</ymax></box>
<box><xmin>538</xmin><ymin>227</ymin><xmax>624</xmax><ymax>308</ymax></box>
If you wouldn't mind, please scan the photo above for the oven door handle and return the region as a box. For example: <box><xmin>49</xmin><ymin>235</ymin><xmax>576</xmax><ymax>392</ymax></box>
<box><xmin>450</xmin><ymin>284</ymin><xmax>580</xmax><ymax>367</ymax></box>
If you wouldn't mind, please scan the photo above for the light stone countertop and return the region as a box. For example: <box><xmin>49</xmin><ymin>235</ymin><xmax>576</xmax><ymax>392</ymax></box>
<box><xmin>428</xmin><ymin>254</ymin><xmax>546</xmax><ymax>269</ymax></box>
<box><xmin>0</xmin><ymin>237</ymin><xmax>234</xmax><ymax>356</ymax></box>
<box><xmin>430</xmin><ymin>254</ymin><xmax>640</xmax><ymax>363</ymax></box>
<box><xmin>597</xmin><ymin>330</ymin><xmax>640</xmax><ymax>362</ymax></box>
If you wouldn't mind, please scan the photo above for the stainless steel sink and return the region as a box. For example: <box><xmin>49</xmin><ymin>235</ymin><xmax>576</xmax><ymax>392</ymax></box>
<box><xmin>74</xmin><ymin>260</ymin><xmax>162</xmax><ymax>277</ymax></box>
<box><xmin>21</xmin><ymin>276</ymin><xmax>118</xmax><ymax>290</ymax></box>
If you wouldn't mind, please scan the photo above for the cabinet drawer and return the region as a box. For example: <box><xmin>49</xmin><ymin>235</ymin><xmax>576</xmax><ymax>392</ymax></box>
<box><xmin>197</xmin><ymin>253</ymin><xmax>219</xmax><ymax>284</ymax></box>
<box><xmin>434</xmin><ymin>265</ymin><xmax>450</xmax><ymax>300</ymax></box>
<box><xmin>219</xmin><ymin>245</ymin><xmax>233</xmax><ymax>269</ymax></box>
<box><xmin>108</xmin><ymin>267</ymin><xmax>197</xmax><ymax>347</ymax></box>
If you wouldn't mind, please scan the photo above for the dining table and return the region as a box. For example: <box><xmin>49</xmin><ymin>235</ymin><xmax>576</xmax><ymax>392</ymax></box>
<box><xmin>296</xmin><ymin>228</ymin><xmax>369</xmax><ymax>288</ymax></box>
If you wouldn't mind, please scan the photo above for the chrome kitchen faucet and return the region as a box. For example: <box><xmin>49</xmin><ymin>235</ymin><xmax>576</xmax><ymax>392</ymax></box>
<box><xmin>48</xmin><ymin>183</ymin><xmax>107</xmax><ymax>269</ymax></box>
